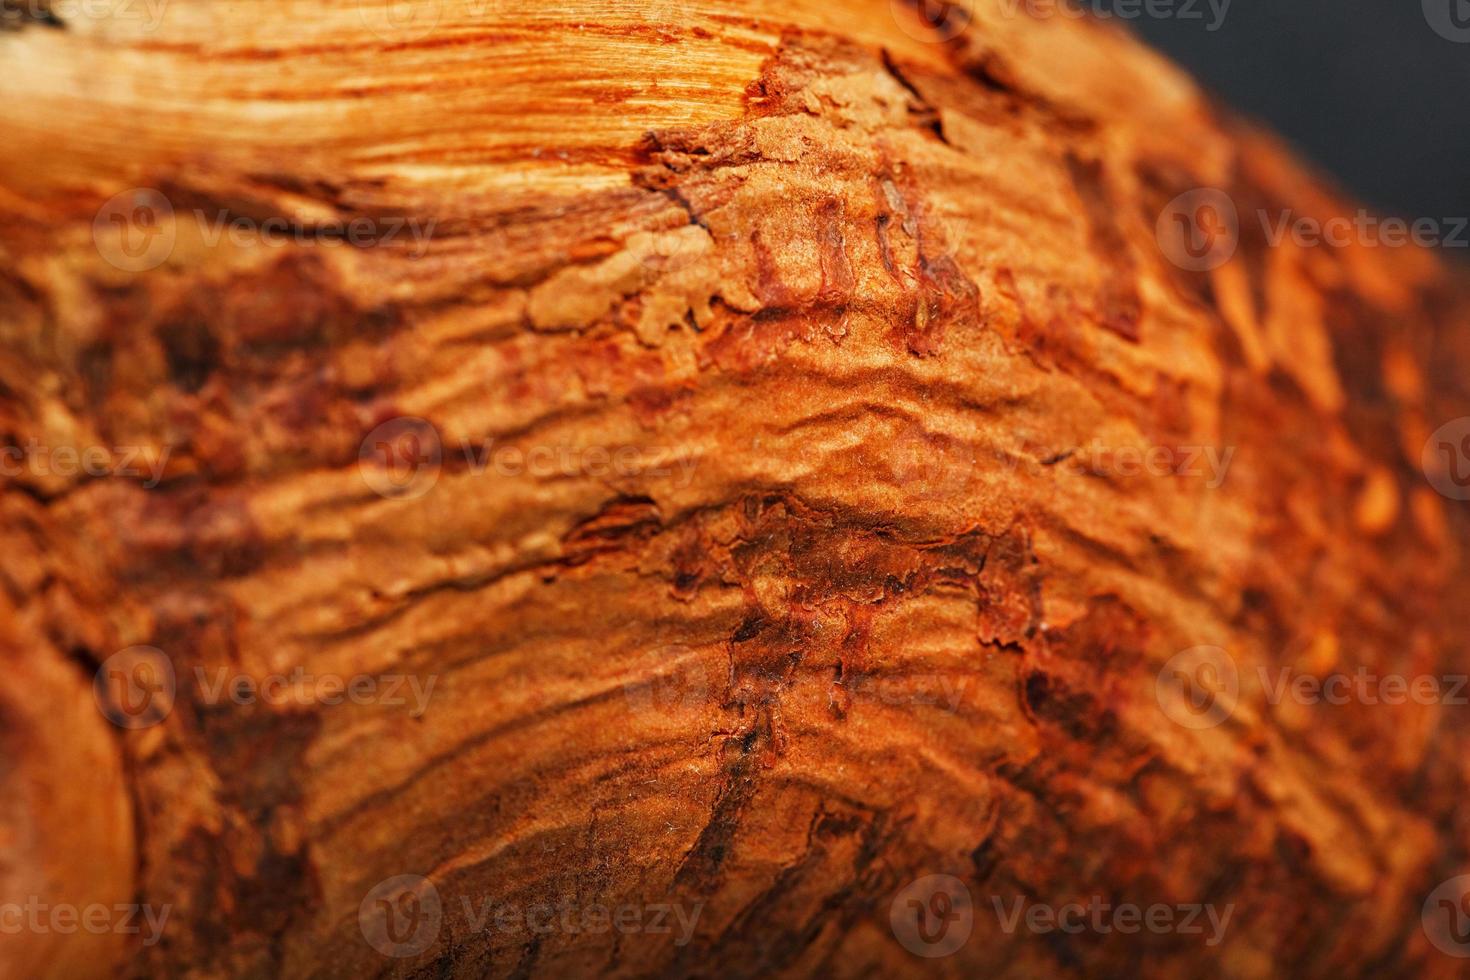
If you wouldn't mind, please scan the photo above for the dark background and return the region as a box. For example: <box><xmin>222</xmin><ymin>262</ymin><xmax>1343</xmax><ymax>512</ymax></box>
<box><xmin>1130</xmin><ymin>0</ymin><xmax>1470</xmax><ymax>220</ymax></box>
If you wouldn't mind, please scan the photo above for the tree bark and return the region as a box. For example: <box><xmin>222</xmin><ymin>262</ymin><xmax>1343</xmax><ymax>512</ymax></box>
<box><xmin>3</xmin><ymin>1</ymin><xmax>1470</xmax><ymax>977</ymax></box>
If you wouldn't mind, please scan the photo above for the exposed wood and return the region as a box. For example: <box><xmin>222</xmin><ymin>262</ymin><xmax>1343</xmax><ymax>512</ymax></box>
<box><xmin>3</xmin><ymin>1</ymin><xmax>1470</xmax><ymax>977</ymax></box>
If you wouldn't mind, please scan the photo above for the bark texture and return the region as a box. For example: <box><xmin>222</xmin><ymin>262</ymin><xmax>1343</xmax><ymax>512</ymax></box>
<box><xmin>3</xmin><ymin>1</ymin><xmax>1470</xmax><ymax>978</ymax></box>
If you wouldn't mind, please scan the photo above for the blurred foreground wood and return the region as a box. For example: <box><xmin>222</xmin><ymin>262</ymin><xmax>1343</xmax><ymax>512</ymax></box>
<box><xmin>2</xmin><ymin>0</ymin><xmax>1470</xmax><ymax>977</ymax></box>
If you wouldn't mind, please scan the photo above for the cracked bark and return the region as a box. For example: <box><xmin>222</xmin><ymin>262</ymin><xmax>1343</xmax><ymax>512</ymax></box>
<box><xmin>2</xmin><ymin>1</ymin><xmax>1470</xmax><ymax>978</ymax></box>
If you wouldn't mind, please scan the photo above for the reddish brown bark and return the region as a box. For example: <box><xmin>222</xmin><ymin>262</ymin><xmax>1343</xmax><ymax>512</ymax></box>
<box><xmin>3</xmin><ymin>1</ymin><xmax>1470</xmax><ymax>977</ymax></box>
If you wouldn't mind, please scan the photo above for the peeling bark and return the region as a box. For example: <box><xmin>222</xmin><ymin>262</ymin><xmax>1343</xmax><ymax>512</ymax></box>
<box><xmin>2</xmin><ymin>1</ymin><xmax>1470</xmax><ymax>978</ymax></box>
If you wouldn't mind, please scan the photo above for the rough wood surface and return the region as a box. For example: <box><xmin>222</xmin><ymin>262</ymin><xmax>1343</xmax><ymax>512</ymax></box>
<box><xmin>3</xmin><ymin>1</ymin><xmax>1470</xmax><ymax>977</ymax></box>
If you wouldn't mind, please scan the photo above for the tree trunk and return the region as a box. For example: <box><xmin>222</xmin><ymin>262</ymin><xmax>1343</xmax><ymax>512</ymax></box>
<box><xmin>3</xmin><ymin>1</ymin><xmax>1470</xmax><ymax>977</ymax></box>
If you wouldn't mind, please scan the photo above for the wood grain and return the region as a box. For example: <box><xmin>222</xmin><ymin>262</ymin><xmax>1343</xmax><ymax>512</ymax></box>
<box><xmin>2</xmin><ymin>1</ymin><xmax>1469</xmax><ymax>977</ymax></box>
